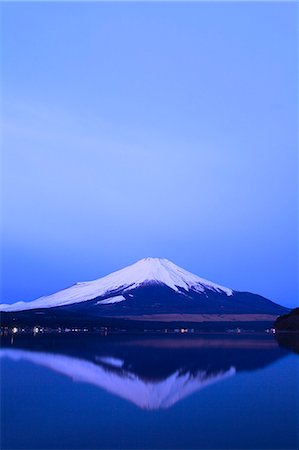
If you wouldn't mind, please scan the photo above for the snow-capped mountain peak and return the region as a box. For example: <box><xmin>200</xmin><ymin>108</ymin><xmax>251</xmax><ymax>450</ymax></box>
<box><xmin>121</xmin><ymin>257</ymin><xmax>233</xmax><ymax>295</ymax></box>
<box><xmin>0</xmin><ymin>257</ymin><xmax>233</xmax><ymax>312</ymax></box>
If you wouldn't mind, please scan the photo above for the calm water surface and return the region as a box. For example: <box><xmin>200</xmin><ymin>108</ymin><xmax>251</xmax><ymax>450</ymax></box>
<box><xmin>1</xmin><ymin>334</ymin><xmax>298</xmax><ymax>449</ymax></box>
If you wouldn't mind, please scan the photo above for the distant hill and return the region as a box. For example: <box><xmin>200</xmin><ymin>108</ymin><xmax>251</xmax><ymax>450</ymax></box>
<box><xmin>275</xmin><ymin>308</ymin><xmax>299</xmax><ymax>332</ymax></box>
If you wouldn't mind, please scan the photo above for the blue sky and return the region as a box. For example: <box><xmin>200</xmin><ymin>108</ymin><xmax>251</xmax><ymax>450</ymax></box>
<box><xmin>1</xmin><ymin>2</ymin><xmax>298</xmax><ymax>307</ymax></box>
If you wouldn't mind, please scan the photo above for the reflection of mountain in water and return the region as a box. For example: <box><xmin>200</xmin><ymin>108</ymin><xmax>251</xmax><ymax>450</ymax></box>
<box><xmin>0</xmin><ymin>335</ymin><xmax>290</xmax><ymax>410</ymax></box>
<box><xmin>0</xmin><ymin>348</ymin><xmax>236</xmax><ymax>409</ymax></box>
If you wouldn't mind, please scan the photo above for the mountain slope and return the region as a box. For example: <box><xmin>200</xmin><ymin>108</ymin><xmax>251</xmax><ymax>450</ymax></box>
<box><xmin>0</xmin><ymin>257</ymin><xmax>288</xmax><ymax>329</ymax></box>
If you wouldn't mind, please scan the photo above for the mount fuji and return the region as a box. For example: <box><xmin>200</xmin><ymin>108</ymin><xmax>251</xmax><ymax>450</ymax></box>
<box><xmin>0</xmin><ymin>257</ymin><xmax>287</xmax><ymax>330</ymax></box>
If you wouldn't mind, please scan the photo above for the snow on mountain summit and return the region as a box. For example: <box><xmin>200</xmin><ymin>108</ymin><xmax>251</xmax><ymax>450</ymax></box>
<box><xmin>127</xmin><ymin>257</ymin><xmax>233</xmax><ymax>295</ymax></box>
<box><xmin>0</xmin><ymin>257</ymin><xmax>233</xmax><ymax>312</ymax></box>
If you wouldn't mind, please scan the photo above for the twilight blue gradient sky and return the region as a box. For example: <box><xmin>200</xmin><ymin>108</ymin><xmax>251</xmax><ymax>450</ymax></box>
<box><xmin>1</xmin><ymin>2</ymin><xmax>298</xmax><ymax>307</ymax></box>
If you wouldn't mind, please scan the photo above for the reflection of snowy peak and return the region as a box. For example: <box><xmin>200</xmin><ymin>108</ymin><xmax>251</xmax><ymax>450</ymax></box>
<box><xmin>0</xmin><ymin>257</ymin><xmax>233</xmax><ymax>312</ymax></box>
<box><xmin>0</xmin><ymin>348</ymin><xmax>236</xmax><ymax>410</ymax></box>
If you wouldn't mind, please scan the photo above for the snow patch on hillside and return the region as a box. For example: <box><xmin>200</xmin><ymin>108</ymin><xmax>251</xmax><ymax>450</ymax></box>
<box><xmin>96</xmin><ymin>295</ymin><xmax>125</xmax><ymax>305</ymax></box>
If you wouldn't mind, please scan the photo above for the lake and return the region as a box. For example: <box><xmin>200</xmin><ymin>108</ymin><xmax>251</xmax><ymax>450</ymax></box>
<box><xmin>1</xmin><ymin>333</ymin><xmax>298</xmax><ymax>449</ymax></box>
